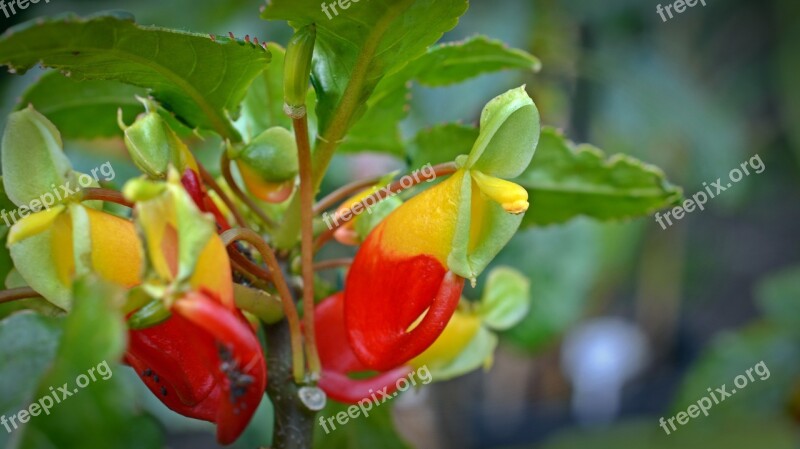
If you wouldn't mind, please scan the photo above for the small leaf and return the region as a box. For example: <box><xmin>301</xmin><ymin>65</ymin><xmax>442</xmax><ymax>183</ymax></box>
<box><xmin>0</xmin><ymin>14</ymin><xmax>270</xmax><ymax>140</ymax></box>
<box><xmin>18</xmin><ymin>71</ymin><xmax>146</xmax><ymax>139</ymax></box>
<box><xmin>478</xmin><ymin>267</ymin><xmax>530</xmax><ymax>331</ymax></box>
<box><xmin>519</xmin><ymin>127</ymin><xmax>683</xmax><ymax>226</ymax></box>
<box><xmin>17</xmin><ymin>277</ymin><xmax>163</xmax><ymax>449</ymax></box>
<box><xmin>0</xmin><ymin>312</ymin><xmax>63</xmax><ymax>449</ymax></box>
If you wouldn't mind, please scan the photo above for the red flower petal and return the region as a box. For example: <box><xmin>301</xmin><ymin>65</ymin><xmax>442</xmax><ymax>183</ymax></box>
<box><xmin>174</xmin><ymin>292</ymin><xmax>267</xmax><ymax>444</ymax></box>
<box><xmin>345</xmin><ymin>224</ymin><xmax>465</xmax><ymax>371</ymax></box>
<box><xmin>316</xmin><ymin>293</ymin><xmax>411</xmax><ymax>404</ymax></box>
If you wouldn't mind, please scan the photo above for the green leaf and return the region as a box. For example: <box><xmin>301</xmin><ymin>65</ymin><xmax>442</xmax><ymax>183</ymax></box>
<box><xmin>234</xmin><ymin>43</ymin><xmax>292</xmax><ymax>141</ymax></box>
<box><xmin>313</xmin><ymin>400</ymin><xmax>410</xmax><ymax>449</ymax></box>
<box><xmin>0</xmin><ymin>13</ymin><xmax>270</xmax><ymax>140</ymax></box>
<box><xmin>408</xmin><ymin>123</ymin><xmax>478</xmax><ymax>170</ymax></box>
<box><xmin>263</xmin><ymin>0</ymin><xmax>466</xmax><ymax>132</ymax></box>
<box><xmin>338</xmin><ymin>36</ymin><xmax>540</xmax><ymax>156</ymax></box>
<box><xmin>756</xmin><ymin>265</ymin><xmax>800</xmax><ymax>334</ymax></box>
<box><xmin>17</xmin><ymin>276</ymin><xmax>163</xmax><ymax>449</ymax></box>
<box><xmin>0</xmin><ymin>312</ymin><xmax>62</xmax><ymax>449</ymax></box>
<box><xmin>388</xmin><ymin>35</ymin><xmax>541</xmax><ymax>88</ymax></box>
<box><xmin>519</xmin><ymin>127</ymin><xmax>682</xmax><ymax>227</ymax></box>
<box><xmin>18</xmin><ymin>71</ymin><xmax>146</xmax><ymax>139</ymax></box>
<box><xmin>336</xmin><ymin>86</ymin><xmax>408</xmax><ymax>156</ymax></box>
<box><xmin>478</xmin><ymin>267</ymin><xmax>530</xmax><ymax>331</ymax></box>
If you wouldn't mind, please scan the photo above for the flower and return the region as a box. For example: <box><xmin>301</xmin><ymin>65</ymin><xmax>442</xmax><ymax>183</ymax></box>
<box><xmin>315</xmin><ymin>292</ymin><xmax>411</xmax><ymax>403</ymax></box>
<box><xmin>127</xmin><ymin>291</ymin><xmax>266</xmax><ymax>445</ymax></box>
<box><xmin>344</xmin><ymin>87</ymin><xmax>540</xmax><ymax>371</ymax></box>
<box><xmin>123</xmin><ymin>172</ymin><xmax>266</xmax><ymax>444</ymax></box>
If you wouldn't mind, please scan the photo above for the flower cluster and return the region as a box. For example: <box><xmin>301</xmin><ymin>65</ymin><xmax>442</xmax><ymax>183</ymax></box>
<box><xmin>1</xmin><ymin>85</ymin><xmax>538</xmax><ymax>444</ymax></box>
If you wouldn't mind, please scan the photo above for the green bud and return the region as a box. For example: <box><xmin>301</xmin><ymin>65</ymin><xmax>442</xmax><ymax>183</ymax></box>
<box><xmin>283</xmin><ymin>24</ymin><xmax>316</xmax><ymax>117</ymax></box>
<box><xmin>121</xmin><ymin>97</ymin><xmax>192</xmax><ymax>179</ymax></box>
<box><xmin>230</xmin><ymin>126</ymin><xmax>298</xmax><ymax>185</ymax></box>
<box><xmin>1</xmin><ymin>105</ymin><xmax>73</xmax><ymax>207</ymax></box>
<box><xmin>127</xmin><ymin>299</ymin><xmax>171</xmax><ymax>329</ymax></box>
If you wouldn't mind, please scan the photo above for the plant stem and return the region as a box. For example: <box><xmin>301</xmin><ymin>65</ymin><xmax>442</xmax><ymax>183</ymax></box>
<box><xmin>196</xmin><ymin>162</ymin><xmax>247</xmax><ymax>227</ymax></box>
<box><xmin>313</xmin><ymin>162</ymin><xmax>459</xmax><ymax>250</ymax></box>
<box><xmin>312</xmin><ymin>258</ymin><xmax>352</xmax><ymax>271</ymax></box>
<box><xmin>219</xmin><ymin>228</ymin><xmax>305</xmax><ymax>383</ymax></box>
<box><xmin>312</xmin><ymin>176</ymin><xmax>382</xmax><ymax>215</ymax></box>
<box><xmin>0</xmin><ymin>287</ymin><xmax>41</xmax><ymax>304</ymax></box>
<box><xmin>81</xmin><ymin>187</ymin><xmax>133</xmax><ymax>208</ymax></box>
<box><xmin>293</xmin><ymin>115</ymin><xmax>322</xmax><ymax>380</ymax></box>
<box><xmin>264</xmin><ymin>320</ymin><xmax>317</xmax><ymax>449</ymax></box>
<box><xmin>220</xmin><ymin>152</ymin><xmax>278</xmax><ymax>229</ymax></box>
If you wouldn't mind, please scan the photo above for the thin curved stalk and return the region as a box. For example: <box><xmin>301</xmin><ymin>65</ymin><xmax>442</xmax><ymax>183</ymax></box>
<box><xmin>220</xmin><ymin>228</ymin><xmax>305</xmax><ymax>383</ymax></box>
<box><xmin>0</xmin><ymin>287</ymin><xmax>41</xmax><ymax>304</ymax></box>
<box><xmin>312</xmin><ymin>258</ymin><xmax>353</xmax><ymax>272</ymax></box>
<box><xmin>81</xmin><ymin>187</ymin><xmax>133</xmax><ymax>208</ymax></box>
<box><xmin>197</xmin><ymin>163</ymin><xmax>247</xmax><ymax>227</ymax></box>
<box><xmin>312</xmin><ymin>176</ymin><xmax>382</xmax><ymax>215</ymax></box>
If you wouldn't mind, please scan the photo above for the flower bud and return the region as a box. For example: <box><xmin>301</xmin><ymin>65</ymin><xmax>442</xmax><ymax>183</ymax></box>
<box><xmin>229</xmin><ymin>127</ymin><xmax>298</xmax><ymax>203</ymax></box>
<box><xmin>128</xmin><ymin>299</ymin><xmax>172</xmax><ymax>329</ymax></box>
<box><xmin>283</xmin><ymin>24</ymin><xmax>316</xmax><ymax>117</ymax></box>
<box><xmin>121</xmin><ymin>97</ymin><xmax>196</xmax><ymax>179</ymax></box>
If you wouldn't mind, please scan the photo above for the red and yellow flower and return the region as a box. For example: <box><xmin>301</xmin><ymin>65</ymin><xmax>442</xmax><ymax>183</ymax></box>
<box><xmin>344</xmin><ymin>87</ymin><xmax>540</xmax><ymax>371</ymax></box>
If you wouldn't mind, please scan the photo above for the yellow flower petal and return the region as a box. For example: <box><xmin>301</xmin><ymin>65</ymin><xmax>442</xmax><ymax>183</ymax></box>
<box><xmin>470</xmin><ymin>170</ymin><xmax>529</xmax><ymax>214</ymax></box>
<box><xmin>409</xmin><ymin>311</ymin><xmax>481</xmax><ymax>369</ymax></box>
<box><xmin>7</xmin><ymin>205</ymin><xmax>66</xmax><ymax>246</ymax></box>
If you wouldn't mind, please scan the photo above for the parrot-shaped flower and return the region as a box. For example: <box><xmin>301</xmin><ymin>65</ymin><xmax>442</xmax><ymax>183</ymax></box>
<box><xmin>344</xmin><ymin>87</ymin><xmax>540</xmax><ymax>371</ymax></box>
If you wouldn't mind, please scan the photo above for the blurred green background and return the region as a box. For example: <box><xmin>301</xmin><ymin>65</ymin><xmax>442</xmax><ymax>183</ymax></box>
<box><xmin>1</xmin><ymin>0</ymin><xmax>799</xmax><ymax>448</ymax></box>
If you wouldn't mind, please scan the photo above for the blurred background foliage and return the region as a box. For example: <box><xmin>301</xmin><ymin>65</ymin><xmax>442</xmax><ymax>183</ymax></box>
<box><xmin>0</xmin><ymin>0</ymin><xmax>798</xmax><ymax>448</ymax></box>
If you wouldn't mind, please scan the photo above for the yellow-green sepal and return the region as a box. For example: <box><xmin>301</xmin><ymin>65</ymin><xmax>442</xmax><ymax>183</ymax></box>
<box><xmin>1</xmin><ymin>105</ymin><xmax>74</xmax><ymax>207</ymax></box>
<box><xmin>466</xmin><ymin>86</ymin><xmax>540</xmax><ymax>178</ymax></box>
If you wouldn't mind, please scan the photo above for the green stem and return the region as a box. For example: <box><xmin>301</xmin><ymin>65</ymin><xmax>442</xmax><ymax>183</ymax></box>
<box><xmin>293</xmin><ymin>115</ymin><xmax>322</xmax><ymax>380</ymax></box>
